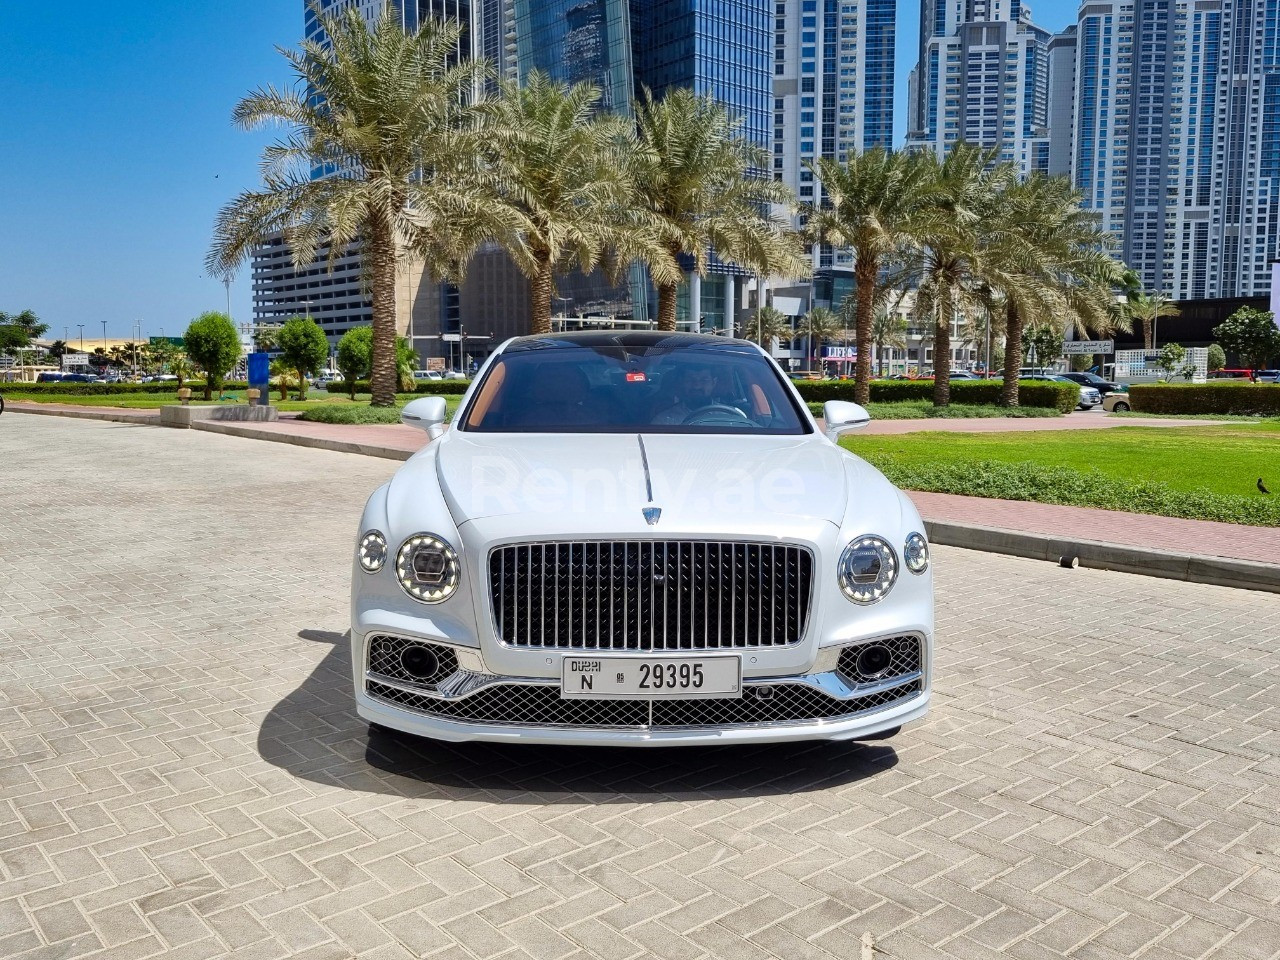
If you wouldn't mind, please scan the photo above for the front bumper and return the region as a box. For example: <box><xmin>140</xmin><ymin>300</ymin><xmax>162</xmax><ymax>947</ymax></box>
<box><xmin>352</xmin><ymin>631</ymin><xmax>931</xmax><ymax>746</ymax></box>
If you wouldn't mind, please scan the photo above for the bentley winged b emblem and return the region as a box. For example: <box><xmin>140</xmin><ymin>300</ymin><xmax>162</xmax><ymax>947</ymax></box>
<box><xmin>642</xmin><ymin>507</ymin><xmax>662</xmax><ymax>526</ymax></box>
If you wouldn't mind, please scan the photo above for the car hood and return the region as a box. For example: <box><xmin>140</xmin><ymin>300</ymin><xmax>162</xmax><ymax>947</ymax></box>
<box><xmin>414</xmin><ymin>431</ymin><xmax>852</xmax><ymax>534</ymax></box>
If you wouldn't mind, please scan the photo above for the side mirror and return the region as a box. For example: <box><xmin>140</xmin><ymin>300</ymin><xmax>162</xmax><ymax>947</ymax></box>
<box><xmin>823</xmin><ymin>400</ymin><xmax>871</xmax><ymax>442</ymax></box>
<box><xmin>401</xmin><ymin>396</ymin><xmax>448</xmax><ymax>439</ymax></box>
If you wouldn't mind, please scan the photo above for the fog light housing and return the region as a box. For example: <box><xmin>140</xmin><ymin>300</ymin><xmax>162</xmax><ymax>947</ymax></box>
<box><xmin>395</xmin><ymin>533</ymin><xmax>460</xmax><ymax>603</ymax></box>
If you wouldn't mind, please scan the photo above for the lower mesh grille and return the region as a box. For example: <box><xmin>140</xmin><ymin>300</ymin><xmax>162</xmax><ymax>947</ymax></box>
<box><xmin>366</xmin><ymin>678</ymin><xmax>921</xmax><ymax>729</ymax></box>
<box><xmin>836</xmin><ymin>635</ymin><xmax>922</xmax><ymax>685</ymax></box>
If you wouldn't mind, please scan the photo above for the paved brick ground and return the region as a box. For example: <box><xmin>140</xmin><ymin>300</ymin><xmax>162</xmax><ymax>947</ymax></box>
<box><xmin>2</xmin><ymin>415</ymin><xmax>1278</xmax><ymax>960</ymax></box>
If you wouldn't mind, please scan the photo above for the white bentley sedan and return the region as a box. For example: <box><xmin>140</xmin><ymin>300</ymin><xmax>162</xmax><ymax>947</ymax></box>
<box><xmin>351</xmin><ymin>332</ymin><xmax>933</xmax><ymax>745</ymax></box>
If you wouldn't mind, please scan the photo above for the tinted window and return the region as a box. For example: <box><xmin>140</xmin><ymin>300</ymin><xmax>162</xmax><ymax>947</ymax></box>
<box><xmin>462</xmin><ymin>342</ymin><xmax>809</xmax><ymax>435</ymax></box>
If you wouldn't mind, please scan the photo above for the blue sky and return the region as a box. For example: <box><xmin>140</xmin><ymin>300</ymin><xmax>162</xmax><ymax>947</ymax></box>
<box><xmin>0</xmin><ymin>1</ymin><xmax>1079</xmax><ymax>341</ymax></box>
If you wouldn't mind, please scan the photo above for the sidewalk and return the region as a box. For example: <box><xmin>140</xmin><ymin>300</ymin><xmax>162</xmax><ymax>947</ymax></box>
<box><xmin>9</xmin><ymin>400</ymin><xmax>1277</xmax><ymax>589</ymax></box>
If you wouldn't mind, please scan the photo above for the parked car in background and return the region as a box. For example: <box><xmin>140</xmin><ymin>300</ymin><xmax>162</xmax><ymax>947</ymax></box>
<box><xmin>1060</xmin><ymin>371</ymin><xmax>1122</xmax><ymax>396</ymax></box>
<box><xmin>1208</xmin><ymin>369</ymin><xmax>1254</xmax><ymax>380</ymax></box>
<box><xmin>442</xmin><ymin>369</ymin><xmax>468</xmax><ymax>380</ymax></box>
<box><xmin>1254</xmin><ymin>369</ymin><xmax>1279</xmax><ymax>383</ymax></box>
<box><xmin>1102</xmin><ymin>392</ymin><xmax>1131</xmax><ymax>412</ymax></box>
<box><xmin>36</xmin><ymin>372</ymin><xmax>67</xmax><ymax>383</ymax></box>
<box><xmin>61</xmin><ymin>373</ymin><xmax>102</xmax><ymax>384</ymax></box>
<box><xmin>351</xmin><ymin>331</ymin><xmax>933</xmax><ymax>746</ymax></box>
<box><xmin>1017</xmin><ymin>373</ymin><xmax>1102</xmax><ymax>409</ymax></box>
<box><xmin>412</xmin><ymin>370</ymin><xmax>444</xmax><ymax>382</ymax></box>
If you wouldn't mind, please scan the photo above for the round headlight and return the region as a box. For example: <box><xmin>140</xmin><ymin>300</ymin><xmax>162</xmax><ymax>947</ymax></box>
<box><xmin>358</xmin><ymin>531</ymin><xmax>387</xmax><ymax>573</ymax></box>
<box><xmin>838</xmin><ymin>535</ymin><xmax>898</xmax><ymax>604</ymax></box>
<box><xmin>395</xmin><ymin>533</ymin><xmax>461</xmax><ymax>603</ymax></box>
<box><xmin>904</xmin><ymin>532</ymin><xmax>930</xmax><ymax>574</ymax></box>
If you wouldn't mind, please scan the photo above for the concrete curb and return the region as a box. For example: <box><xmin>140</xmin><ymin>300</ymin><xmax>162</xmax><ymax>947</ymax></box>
<box><xmin>6</xmin><ymin>404</ymin><xmax>156</xmax><ymax>425</ymax></box>
<box><xmin>925</xmin><ymin>519</ymin><xmax>1280</xmax><ymax>594</ymax></box>
<box><xmin>190</xmin><ymin>421</ymin><xmax>413</xmax><ymax>461</ymax></box>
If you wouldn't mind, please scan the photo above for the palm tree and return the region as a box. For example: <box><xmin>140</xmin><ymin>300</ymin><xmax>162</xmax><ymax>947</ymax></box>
<box><xmin>739</xmin><ymin>304</ymin><xmax>793</xmax><ymax>350</ymax></box>
<box><xmin>801</xmin><ymin>306</ymin><xmax>841</xmax><ymax>371</ymax></box>
<box><xmin>984</xmin><ymin>174</ymin><xmax>1119</xmax><ymax>406</ymax></box>
<box><xmin>803</xmin><ymin>148</ymin><xmax>934</xmax><ymax>403</ymax></box>
<box><xmin>207</xmin><ymin>7</ymin><xmax>493</xmax><ymax>406</ymax></box>
<box><xmin>912</xmin><ymin>143</ymin><xmax>1015</xmax><ymax>405</ymax></box>
<box><xmin>1128</xmin><ymin>291</ymin><xmax>1180</xmax><ymax>350</ymax></box>
<box><xmin>630</xmin><ymin>87</ymin><xmax>805</xmax><ymax>331</ymax></box>
<box><xmin>483</xmin><ymin>72</ymin><xmax>640</xmax><ymax>335</ymax></box>
<box><xmin>870</xmin><ymin>310</ymin><xmax>908</xmax><ymax>378</ymax></box>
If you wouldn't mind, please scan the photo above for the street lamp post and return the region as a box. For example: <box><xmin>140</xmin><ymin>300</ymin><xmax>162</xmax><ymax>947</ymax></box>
<box><xmin>101</xmin><ymin>320</ymin><xmax>108</xmax><ymax>352</ymax></box>
<box><xmin>77</xmin><ymin>325</ymin><xmax>84</xmax><ymax>351</ymax></box>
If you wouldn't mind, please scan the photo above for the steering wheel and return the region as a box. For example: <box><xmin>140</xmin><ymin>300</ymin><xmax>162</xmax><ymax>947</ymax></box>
<box><xmin>682</xmin><ymin>403</ymin><xmax>751</xmax><ymax>426</ymax></box>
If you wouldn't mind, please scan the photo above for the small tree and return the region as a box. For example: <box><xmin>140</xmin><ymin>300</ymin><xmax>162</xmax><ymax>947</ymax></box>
<box><xmin>1156</xmin><ymin>343</ymin><xmax>1186</xmax><ymax>381</ymax></box>
<box><xmin>1021</xmin><ymin>323</ymin><xmax>1063</xmax><ymax>367</ymax></box>
<box><xmin>277</xmin><ymin>315</ymin><xmax>329</xmax><ymax>400</ymax></box>
<box><xmin>1207</xmin><ymin>343</ymin><xmax>1226</xmax><ymax>373</ymax></box>
<box><xmin>184</xmin><ymin>311</ymin><xmax>241</xmax><ymax>400</ymax></box>
<box><xmin>336</xmin><ymin>327</ymin><xmax>373</xmax><ymax>400</ymax></box>
<box><xmin>1214</xmin><ymin>307</ymin><xmax>1280</xmax><ymax>378</ymax></box>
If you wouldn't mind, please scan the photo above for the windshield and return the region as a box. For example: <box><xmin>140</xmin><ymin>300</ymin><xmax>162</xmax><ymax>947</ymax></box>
<box><xmin>461</xmin><ymin>340</ymin><xmax>810</xmax><ymax>435</ymax></box>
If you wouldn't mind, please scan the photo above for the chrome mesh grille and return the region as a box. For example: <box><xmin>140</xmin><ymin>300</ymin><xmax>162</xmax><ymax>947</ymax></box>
<box><xmin>367</xmin><ymin>635</ymin><xmax>458</xmax><ymax>687</ymax></box>
<box><xmin>836</xmin><ymin>636</ymin><xmax>922</xmax><ymax>685</ymax></box>
<box><xmin>366</xmin><ymin>679</ymin><xmax>920</xmax><ymax>729</ymax></box>
<box><xmin>488</xmin><ymin>541</ymin><xmax>813</xmax><ymax>650</ymax></box>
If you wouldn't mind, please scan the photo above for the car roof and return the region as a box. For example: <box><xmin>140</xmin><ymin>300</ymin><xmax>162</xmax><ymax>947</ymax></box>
<box><xmin>500</xmin><ymin>331</ymin><xmax>762</xmax><ymax>357</ymax></box>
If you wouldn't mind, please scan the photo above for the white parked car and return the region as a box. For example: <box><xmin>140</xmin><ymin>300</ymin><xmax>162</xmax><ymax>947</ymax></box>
<box><xmin>350</xmin><ymin>332</ymin><xmax>934</xmax><ymax>746</ymax></box>
<box><xmin>412</xmin><ymin>369</ymin><xmax>444</xmax><ymax>382</ymax></box>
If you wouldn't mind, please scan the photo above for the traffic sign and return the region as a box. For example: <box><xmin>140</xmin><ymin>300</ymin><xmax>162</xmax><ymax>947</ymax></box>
<box><xmin>1062</xmin><ymin>340</ymin><xmax>1113</xmax><ymax>355</ymax></box>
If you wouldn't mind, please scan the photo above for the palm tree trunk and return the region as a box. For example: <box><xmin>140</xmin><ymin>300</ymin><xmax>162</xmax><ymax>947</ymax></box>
<box><xmin>369</xmin><ymin>217</ymin><xmax>399</xmax><ymax>408</ymax></box>
<box><xmin>530</xmin><ymin>253</ymin><xmax>554</xmax><ymax>335</ymax></box>
<box><xmin>1001</xmin><ymin>300</ymin><xmax>1022</xmax><ymax>406</ymax></box>
<box><xmin>932</xmin><ymin>287</ymin><xmax>952</xmax><ymax>407</ymax></box>
<box><xmin>656</xmin><ymin>281</ymin><xmax>679</xmax><ymax>332</ymax></box>
<box><xmin>853</xmin><ymin>258</ymin><xmax>877</xmax><ymax>405</ymax></box>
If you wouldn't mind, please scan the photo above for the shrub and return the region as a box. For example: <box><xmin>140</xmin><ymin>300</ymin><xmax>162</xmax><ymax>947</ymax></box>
<box><xmin>794</xmin><ymin>379</ymin><xmax>1079</xmax><ymax>412</ymax></box>
<box><xmin>0</xmin><ymin>381</ymin><xmax>248</xmax><ymax>396</ymax></box>
<box><xmin>296</xmin><ymin>404</ymin><xmax>408</xmax><ymax>425</ymax></box>
<box><xmin>1130</xmin><ymin>383</ymin><xmax>1280</xmax><ymax>416</ymax></box>
<box><xmin>327</xmin><ymin>379</ymin><xmax>471</xmax><ymax>395</ymax></box>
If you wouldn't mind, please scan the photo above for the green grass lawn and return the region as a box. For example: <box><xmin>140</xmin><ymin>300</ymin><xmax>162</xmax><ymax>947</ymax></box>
<box><xmin>843</xmin><ymin>422</ymin><xmax>1280</xmax><ymax>525</ymax></box>
<box><xmin>807</xmin><ymin>400</ymin><xmax>1061</xmax><ymax>420</ymax></box>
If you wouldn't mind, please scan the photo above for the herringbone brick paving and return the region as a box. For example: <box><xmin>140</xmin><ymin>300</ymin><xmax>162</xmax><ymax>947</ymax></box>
<box><xmin>1</xmin><ymin>415</ymin><xmax>1277</xmax><ymax>960</ymax></box>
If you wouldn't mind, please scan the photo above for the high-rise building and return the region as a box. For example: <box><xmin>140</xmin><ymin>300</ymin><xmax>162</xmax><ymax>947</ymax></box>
<box><xmin>1211</xmin><ymin>0</ymin><xmax>1279</xmax><ymax>298</ymax></box>
<box><xmin>1058</xmin><ymin>0</ymin><xmax>1280</xmax><ymax>300</ymax></box>
<box><xmin>906</xmin><ymin>0</ymin><xmax>1053</xmax><ymax>177</ymax></box>
<box><xmin>772</xmin><ymin>0</ymin><xmax>897</xmax><ymax>288</ymax></box>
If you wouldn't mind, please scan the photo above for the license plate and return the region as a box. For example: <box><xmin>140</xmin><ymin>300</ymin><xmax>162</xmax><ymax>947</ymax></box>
<box><xmin>561</xmin><ymin>656</ymin><xmax>741</xmax><ymax>699</ymax></box>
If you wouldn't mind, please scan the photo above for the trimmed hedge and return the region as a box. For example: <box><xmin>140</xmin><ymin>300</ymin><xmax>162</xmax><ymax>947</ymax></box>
<box><xmin>1130</xmin><ymin>383</ymin><xmax>1280</xmax><ymax>416</ymax></box>
<box><xmin>0</xmin><ymin>380</ymin><xmax>249</xmax><ymax>396</ymax></box>
<box><xmin>327</xmin><ymin>379</ymin><xmax>471</xmax><ymax>395</ymax></box>
<box><xmin>794</xmin><ymin>379</ymin><xmax>1080</xmax><ymax>413</ymax></box>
